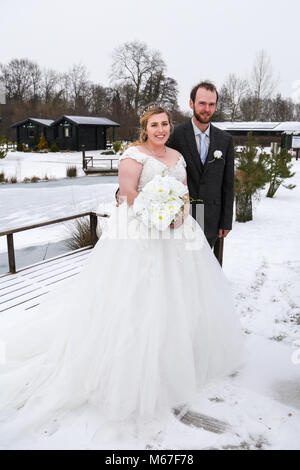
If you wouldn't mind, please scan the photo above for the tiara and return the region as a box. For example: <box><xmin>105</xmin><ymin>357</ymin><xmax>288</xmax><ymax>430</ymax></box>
<box><xmin>139</xmin><ymin>102</ymin><xmax>164</xmax><ymax>118</ymax></box>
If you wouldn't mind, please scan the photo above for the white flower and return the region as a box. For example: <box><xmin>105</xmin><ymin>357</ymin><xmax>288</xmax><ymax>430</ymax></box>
<box><xmin>132</xmin><ymin>175</ymin><xmax>187</xmax><ymax>231</ymax></box>
<box><xmin>214</xmin><ymin>150</ymin><xmax>223</xmax><ymax>159</ymax></box>
<box><xmin>150</xmin><ymin>205</ymin><xmax>172</xmax><ymax>231</ymax></box>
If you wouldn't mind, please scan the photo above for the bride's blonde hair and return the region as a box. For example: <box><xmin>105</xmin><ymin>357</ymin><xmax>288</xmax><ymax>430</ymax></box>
<box><xmin>129</xmin><ymin>104</ymin><xmax>173</xmax><ymax>147</ymax></box>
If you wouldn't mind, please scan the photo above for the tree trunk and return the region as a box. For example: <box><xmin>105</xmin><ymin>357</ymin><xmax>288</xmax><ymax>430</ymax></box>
<box><xmin>235</xmin><ymin>192</ymin><xmax>253</xmax><ymax>222</ymax></box>
<box><xmin>266</xmin><ymin>180</ymin><xmax>281</xmax><ymax>198</ymax></box>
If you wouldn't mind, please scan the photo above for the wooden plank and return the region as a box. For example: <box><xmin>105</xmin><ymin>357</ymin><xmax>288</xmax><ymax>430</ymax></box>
<box><xmin>0</xmin><ymin>278</ymin><xmax>27</xmax><ymax>290</ymax></box>
<box><xmin>24</xmin><ymin>255</ymin><xmax>88</xmax><ymax>280</ymax></box>
<box><xmin>0</xmin><ymin>286</ymin><xmax>46</xmax><ymax>306</ymax></box>
<box><xmin>0</xmin><ymin>261</ymin><xmax>87</xmax><ymax>297</ymax></box>
<box><xmin>0</xmin><ymin>247</ymin><xmax>92</xmax><ymax>315</ymax></box>
<box><xmin>173</xmin><ymin>408</ymin><xmax>229</xmax><ymax>434</ymax></box>
<box><xmin>1</xmin><ymin>264</ymin><xmax>84</xmax><ymax>304</ymax></box>
<box><xmin>0</xmin><ymin>247</ymin><xmax>92</xmax><ymax>283</ymax></box>
<box><xmin>0</xmin><ymin>289</ymin><xmax>49</xmax><ymax>312</ymax></box>
<box><xmin>44</xmin><ymin>271</ymin><xmax>79</xmax><ymax>286</ymax></box>
<box><xmin>0</xmin><ymin>269</ymin><xmax>82</xmax><ymax>313</ymax></box>
<box><xmin>14</xmin><ymin>247</ymin><xmax>91</xmax><ymax>275</ymax></box>
<box><xmin>34</xmin><ymin>264</ymin><xmax>83</xmax><ymax>283</ymax></box>
<box><xmin>0</xmin><ymin>258</ymin><xmax>88</xmax><ymax>300</ymax></box>
<box><xmin>0</xmin><ymin>279</ymin><xmax>32</xmax><ymax>296</ymax></box>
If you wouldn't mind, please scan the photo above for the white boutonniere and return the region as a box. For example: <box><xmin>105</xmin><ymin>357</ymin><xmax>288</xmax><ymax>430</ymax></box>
<box><xmin>214</xmin><ymin>150</ymin><xmax>223</xmax><ymax>159</ymax></box>
<box><xmin>208</xmin><ymin>150</ymin><xmax>224</xmax><ymax>164</ymax></box>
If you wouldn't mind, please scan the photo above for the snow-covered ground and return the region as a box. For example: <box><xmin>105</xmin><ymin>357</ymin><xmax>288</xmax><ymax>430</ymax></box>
<box><xmin>0</xmin><ymin>153</ymin><xmax>299</xmax><ymax>450</ymax></box>
<box><xmin>0</xmin><ymin>150</ymin><xmax>118</xmax><ymax>273</ymax></box>
<box><xmin>0</xmin><ymin>149</ymin><xmax>118</xmax><ymax>181</ymax></box>
<box><xmin>0</xmin><ymin>175</ymin><xmax>118</xmax><ymax>273</ymax></box>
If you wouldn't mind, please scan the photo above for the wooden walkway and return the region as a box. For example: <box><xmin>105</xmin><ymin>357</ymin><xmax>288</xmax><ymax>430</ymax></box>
<box><xmin>0</xmin><ymin>247</ymin><xmax>92</xmax><ymax>315</ymax></box>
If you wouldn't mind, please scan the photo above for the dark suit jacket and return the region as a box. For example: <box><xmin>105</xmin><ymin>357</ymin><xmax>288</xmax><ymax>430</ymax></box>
<box><xmin>168</xmin><ymin>120</ymin><xmax>234</xmax><ymax>245</ymax></box>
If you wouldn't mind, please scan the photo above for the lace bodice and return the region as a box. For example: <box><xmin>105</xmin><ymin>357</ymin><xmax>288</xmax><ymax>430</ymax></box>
<box><xmin>118</xmin><ymin>146</ymin><xmax>187</xmax><ymax>191</ymax></box>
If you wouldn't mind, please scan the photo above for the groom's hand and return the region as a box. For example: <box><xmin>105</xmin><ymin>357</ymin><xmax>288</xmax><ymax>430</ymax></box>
<box><xmin>218</xmin><ymin>229</ymin><xmax>231</xmax><ymax>238</ymax></box>
<box><xmin>115</xmin><ymin>188</ymin><xmax>120</xmax><ymax>207</ymax></box>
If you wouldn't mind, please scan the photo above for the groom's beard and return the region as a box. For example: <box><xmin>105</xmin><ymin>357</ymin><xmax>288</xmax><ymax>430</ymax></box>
<box><xmin>193</xmin><ymin>107</ymin><xmax>213</xmax><ymax>124</ymax></box>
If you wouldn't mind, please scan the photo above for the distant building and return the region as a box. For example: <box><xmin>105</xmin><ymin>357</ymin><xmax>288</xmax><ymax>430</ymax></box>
<box><xmin>213</xmin><ymin>122</ymin><xmax>300</xmax><ymax>155</ymax></box>
<box><xmin>11</xmin><ymin>118</ymin><xmax>54</xmax><ymax>147</ymax></box>
<box><xmin>11</xmin><ymin>115</ymin><xmax>120</xmax><ymax>151</ymax></box>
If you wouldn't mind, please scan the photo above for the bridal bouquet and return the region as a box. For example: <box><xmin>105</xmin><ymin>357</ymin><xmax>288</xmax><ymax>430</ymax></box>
<box><xmin>133</xmin><ymin>174</ymin><xmax>188</xmax><ymax>231</ymax></box>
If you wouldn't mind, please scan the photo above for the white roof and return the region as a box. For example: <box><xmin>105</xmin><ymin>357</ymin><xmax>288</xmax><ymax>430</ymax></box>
<box><xmin>213</xmin><ymin>121</ymin><xmax>300</xmax><ymax>134</ymax></box>
<box><xmin>11</xmin><ymin>117</ymin><xmax>54</xmax><ymax>127</ymax></box>
<box><xmin>62</xmin><ymin>115</ymin><xmax>119</xmax><ymax>126</ymax></box>
<box><xmin>31</xmin><ymin>118</ymin><xmax>54</xmax><ymax>126</ymax></box>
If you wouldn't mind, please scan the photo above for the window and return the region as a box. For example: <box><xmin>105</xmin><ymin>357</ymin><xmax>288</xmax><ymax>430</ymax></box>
<box><xmin>27</xmin><ymin>124</ymin><xmax>35</xmax><ymax>139</ymax></box>
<box><xmin>63</xmin><ymin>122</ymin><xmax>72</xmax><ymax>138</ymax></box>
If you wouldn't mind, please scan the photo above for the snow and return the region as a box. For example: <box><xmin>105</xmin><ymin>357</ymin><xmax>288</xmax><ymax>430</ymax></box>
<box><xmin>56</xmin><ymin>115</ymin><xmax>119</xmax><ymax>126</ymax></box>
<box><xmin>0</xmin><ymin>149</ymin><xmax>118</xmax><ymax>182</ymax></box>
<box><xmin>214</xmin><ymin>121</ymin><xmax>300</xmax><ymax>133</ymax></box>
<box><xmin>0</xmin><ymin>154</ymin><xmax>300</xmax><ymax>450</ymax></box>
<box><xmin>0</xmin><ymin>177</ymin><xmax>118</xmax><ymax>273</ymax></box>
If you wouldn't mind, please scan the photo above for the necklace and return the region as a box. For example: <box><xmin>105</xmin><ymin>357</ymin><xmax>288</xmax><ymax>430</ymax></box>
<box><xmin>144</xmin><ymin>142</ymin><xmax>166</xmax><ymax>158</ymax></box>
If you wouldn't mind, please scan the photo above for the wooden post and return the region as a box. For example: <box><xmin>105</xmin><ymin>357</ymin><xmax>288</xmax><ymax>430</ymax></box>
<box><xmin>82</xmin><ymin>145</ymin><xmax>86</xmax><ymax>170</ymax></box>
<box><xmin>214</xmin><ymin>237</ymin><xmax>224</xmax><ymax>267</ymax></box>
<box><xmin>90</xmin><ymin>213</ymin><xmax>98</xmax><ymax>247</ymax></box>
<box><xmin>7</xmin><ymin>234</ymin><xmax>16</xmax><ymax>273</ymax></box>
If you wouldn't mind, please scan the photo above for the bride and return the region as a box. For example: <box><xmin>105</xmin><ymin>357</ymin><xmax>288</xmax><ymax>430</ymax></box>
<box><xmin>0</xmin><ymin>104</ymin><xmax>245</xmax><ymax>448</ymax></box>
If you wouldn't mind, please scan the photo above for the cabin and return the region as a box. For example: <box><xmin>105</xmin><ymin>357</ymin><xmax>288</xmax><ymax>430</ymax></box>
<box><xmin>50</xmin><ymin>115</ymin><xmax>119</xmax><ymax>151</ymax></box>
<box><xmin>213</xmin><ymin>121</ymin><xmax>300</xmax><ymax>156</ymax></box>
<box><xmin>11</xmin><ymin>115</ymin><xmax>120</xmax><ymax>151</ymax></box>
<box><xmin>11</xmin><ymin>118</ymin><xmax>54</xmax><ymax>147</ymax></box>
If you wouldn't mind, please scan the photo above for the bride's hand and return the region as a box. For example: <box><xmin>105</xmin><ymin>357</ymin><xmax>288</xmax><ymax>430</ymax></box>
<box><xmin>170</xmin><ymin>211</ymin><xmax>184</xmax><ymax>229</ymax></box>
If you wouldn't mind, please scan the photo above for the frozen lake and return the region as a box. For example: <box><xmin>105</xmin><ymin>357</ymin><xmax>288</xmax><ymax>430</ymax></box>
<box><xmin>0</xmin><ymin>174</ymin><xmax>118</xmax><ymax>274</ymax></box>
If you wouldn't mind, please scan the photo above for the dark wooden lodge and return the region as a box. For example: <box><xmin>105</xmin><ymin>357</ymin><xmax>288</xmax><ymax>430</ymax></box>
<box><xmin>11</xmin><ymin>118</ymin><xmax>54</xmax><ymax>147</ymax></box>
<box><xmin>12</xmin><ymin>115</ymin><xmax>120</xmax><ymax>151</ymax></box>
<box><xmin>50</xmin><ymin>115</ymin><xmax>120</xmax><ymax>151</ymax></box>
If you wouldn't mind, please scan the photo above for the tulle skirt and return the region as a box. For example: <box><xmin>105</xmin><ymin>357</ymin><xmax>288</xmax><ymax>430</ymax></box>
<box><xmin>0</xmin><ymin>203</ymin><xmax>245</xmax><ymax>447</ymax></box>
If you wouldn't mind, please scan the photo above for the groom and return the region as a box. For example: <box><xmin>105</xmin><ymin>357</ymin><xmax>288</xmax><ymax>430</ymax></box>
<box><xmin>168</xmin><ymin>81</ymin><xmax>235</xmax><ymax>249</ymax></box>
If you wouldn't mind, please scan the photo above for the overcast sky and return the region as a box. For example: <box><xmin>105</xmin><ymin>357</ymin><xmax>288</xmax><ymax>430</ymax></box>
<box><xmin>1</xmin><ymin>0</ymin><xmax>299</xmax><ymax>112</ymax></box>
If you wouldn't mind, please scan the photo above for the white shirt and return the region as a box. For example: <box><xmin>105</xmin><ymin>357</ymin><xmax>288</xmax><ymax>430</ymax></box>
<box><xmin>191</xmin><ymin>118</ymin><xmax>210</xmax><ymax>156</ymax></box>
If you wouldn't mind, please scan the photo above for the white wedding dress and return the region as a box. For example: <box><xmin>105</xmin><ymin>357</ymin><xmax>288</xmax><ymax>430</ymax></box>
<box><xmin>0</xmin><ymin>147</ymin><xmax>245</xmax><ymax>448</ymax></box>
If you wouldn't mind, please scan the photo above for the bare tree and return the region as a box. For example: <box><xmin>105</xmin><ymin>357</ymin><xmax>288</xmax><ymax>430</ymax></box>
<box><xmin>0</xmin><ymin>75</ymin><xmax>5</xmax><ymax>104</ymax></box>
<box><xmin>250</xmin><ymin>49</ymin><xmax>278</xmax><ymax>120</ymax></box>
<box><xmin>220</xmin><ymin>73</ymin><xmax>249</xmax><ymax>121</ymax></box>
<box><xmin>29</xmin><ymin>62</ymin><xmax>42</xmax><ymax>102</ymax></box>
<box><xmin>89</xmin><ymin>84</ymin><xmax>111</xmax><ymax>115</ymax></box>
<box><xmin>110</xmin><ymin>40</ymin><xmax>173</xmax><ymax>114</ymax></box>
<box><xmin>294</xmin><ymin>102</ymin><xmax>300</xmax><ymax>120</ymax></box>
<box><xmin>268</xmin><ymin>94</ymin><xmax>294</xmax><ymax>121</ymax></box>
<box><xmin>0</xmin><ymin>58</ymin><xmax>38</xmax><ymax>101</ymax></box>
<box><xmin>142</xmin><ymin>71</ymin><xmax>178</xmax><ymax>109</ymax></box>
<box><xmin>63</xmin><ymin>63</ymin><xmax>91</xmax><ymax>112</ymax></box>
<box><xmin>42</xmin><ymin>68</ymin><xmax>61</xmax><ymax>103</ymax></box>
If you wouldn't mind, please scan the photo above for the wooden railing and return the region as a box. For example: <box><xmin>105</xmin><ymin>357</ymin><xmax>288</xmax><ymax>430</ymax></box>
<box><xmin>82</xmin><ymin>146</ymin><xmax>118</xmax><ymax>171</ymax></box>
<box><xmin>0</xmin><ymin>210</ymin><xmax>224</xmax><ymax>275</ymax></box>
<box><xmin>0</xmin><ymin>211</ymin><xmax>109</xmax><ymax>274</ymax></box>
